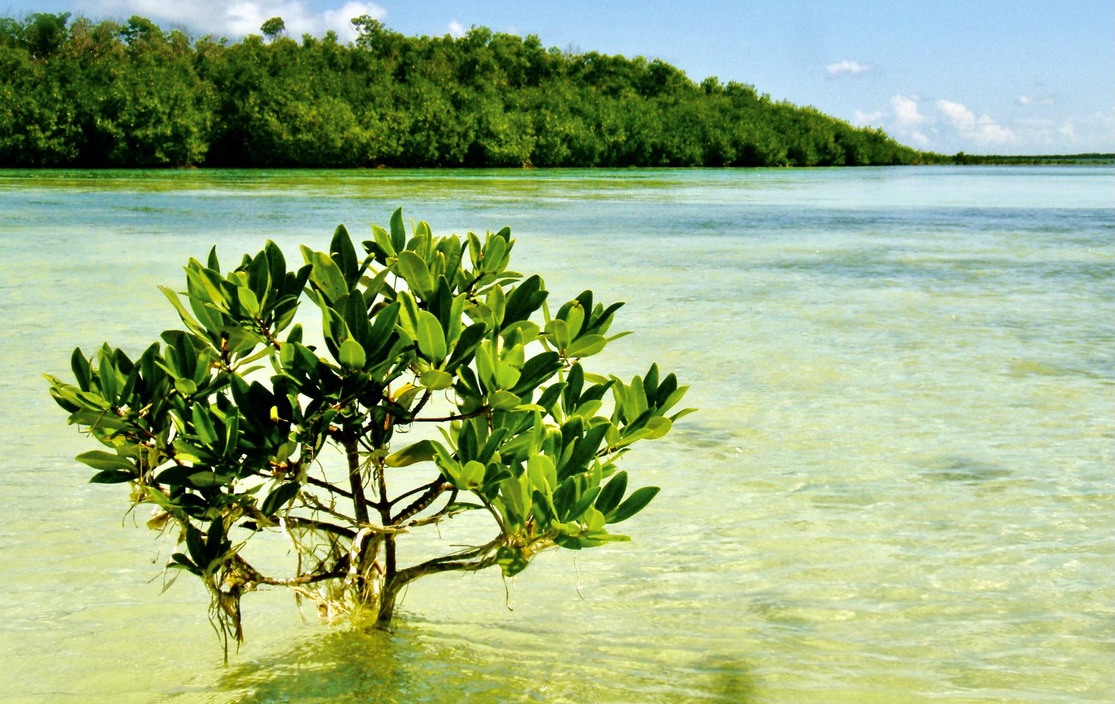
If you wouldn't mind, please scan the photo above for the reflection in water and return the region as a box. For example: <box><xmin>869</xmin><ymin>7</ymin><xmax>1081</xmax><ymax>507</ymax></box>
<box><xmin>207</xmin><ymin>622</ymin><xmax>761</xmax><ymax>702</ymax></box>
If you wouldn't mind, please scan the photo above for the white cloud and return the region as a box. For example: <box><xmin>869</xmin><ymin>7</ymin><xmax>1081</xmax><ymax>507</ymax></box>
<box><xmin>1017</xmin><ymin>94</ymin><xmax>1055</xmax><ymax>106</ymax></box>
<box><xmin>891</xmin><ymin>95</ymin><xmax>926</xmax><ymax>127</ymax></box>
<box><xmin>826</xmin><ymin>59</ymin><xmax>873</xmax><ymax>77</ymax></box>
<box><xmin>448</xmin><ymin>20</ymin><xmax>466</xmax><ymax>38</ymax></box>
<box><xmin>1052</xmin><ymin>108</ymin><xmax>1115</xmax><ymax>152</ymax></box>
<box><xmin>862</xmin><ymin>95</ymin><xmax>1107</xmax><ymax>154</ymax></box>
<box><xmin>322</xmin><ymin>3</ymin><xmax>385</xmax><ymax>40</ymax></box>
<box><xmin>853</xmin><ymin>109</ymin><xmax>884</xmax><ymax>127</ymax></box>
<box><xmin>935</xmin><ymin>99</ymin><xmax>976</xmax><ymax>131</ymax></box>
<box><xmin>880</xmin><ymin>96</ymin><xmax>936</xmax><ymax>148</ymax></box>
<box><xmin>935</xmin><ymin>99</ymin><xmax>1016</xmax><ymax>146</ymax></box>
<box><xmin>76</xmin><ymin>1</ymin><xmax>386</xmax><ymax>40</ymax></box>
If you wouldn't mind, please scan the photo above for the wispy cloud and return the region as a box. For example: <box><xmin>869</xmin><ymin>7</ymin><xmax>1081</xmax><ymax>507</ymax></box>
<box><xmin>936</xmin><ymin>99</ymin><xmax>1016</xmax><ymax>146</ymax></box>
<box><xmin>865</xmin><ymin>94</ymin><xmax>1108</xmax><ymax>153</ymax></box>
<box><xmin>77</xmin><ymin>1</ymin><xmax>386</xmax><ymax>41</ymax></box>
<box><xmin>891</xmin><ymin>95</ymin><xmax>926</xmax><ymax>127</ymax></box>
<box><xmin>887</xmin><ymin>95</ymin><xmax>929</xmax><ymax>145</ymax></box>
<box><xmin>447</xmin><ymin>20</ymin><xmax>467</xmax><ymax>38</ymax></box>
<box><xmin>1017</xmin><ymin>94</ymin><xmax>1055</xmax><ymax>106</ymax></box>
<box><xmin>826</xmin><ymin>59</ymin><xmax>874</xmax><ymax>77</ymax></box>
<box><xmin>853</xmin><ymin>109</ymin><xmax>885</xmax><ymax>127</ymax></box>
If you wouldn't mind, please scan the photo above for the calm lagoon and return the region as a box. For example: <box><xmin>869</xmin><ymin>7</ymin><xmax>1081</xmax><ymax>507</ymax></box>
<box><xmin>1</xmin><ymin>166</ymin><xmax>1112</xmax><ymax>702</ymax></box>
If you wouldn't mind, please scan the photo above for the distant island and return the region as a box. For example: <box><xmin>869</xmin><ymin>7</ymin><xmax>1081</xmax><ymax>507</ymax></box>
<box><xmin>1</xmin><ymin>13</ymin><xmax>1106</xmax><ymax>170</ymax></box>
<box><xmin>946</xmin><ymin>153</ymin><xmax>1115</xmax><ymax>166</ymax></box>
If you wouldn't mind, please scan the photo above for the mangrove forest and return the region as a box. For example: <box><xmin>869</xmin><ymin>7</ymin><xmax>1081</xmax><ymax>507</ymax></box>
<box><xmin>0</xmin><ymin>12</ymin><xmax>924</xmax><ymax>169</ymax></box>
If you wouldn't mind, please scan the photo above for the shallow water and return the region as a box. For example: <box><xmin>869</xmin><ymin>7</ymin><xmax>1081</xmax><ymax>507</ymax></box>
<box><xmin>1</xmin><ymin>166</ymin><xmax>1112</xmax><ymax>702</ymax></box>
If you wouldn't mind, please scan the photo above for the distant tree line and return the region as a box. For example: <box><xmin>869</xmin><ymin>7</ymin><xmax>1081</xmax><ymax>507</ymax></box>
<box><xmin>0</xmin><ymin>13</ymin><xmax>925</xmax><ymax>168</ymax></box>
<box><xmin>949</xmin><ymin>152</ymin><xmax>1114</xmax><ymax>166</ymax></box>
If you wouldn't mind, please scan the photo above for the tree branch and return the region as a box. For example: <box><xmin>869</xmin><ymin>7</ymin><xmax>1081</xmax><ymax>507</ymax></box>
<box><xmin>282</xmin><ymin>515</ymin><xmax>358</xmax><ymax>541</ymax></box>
<box><xmin>411</xmin><ymin>407</ymin><xmax>489</xmax><ymax>423</ymax></box>
<box><xmin>305</xmin><ymin>473</ymin><xmax>353</xmax><ymax>499</ymax></box>
<box><xmin>392</xmin><ymin>538</ymin><xmax>502</xmax><ymax>584</ymax></box>
<box><xmin>230</xmin><ymin>552</ymin><xmax>349</xmax><ymax>588</ymax></box>
<box><xmin>392</xmin><ymin>481</ymin><xmax>453</xmax><ymax>523</ymax></box>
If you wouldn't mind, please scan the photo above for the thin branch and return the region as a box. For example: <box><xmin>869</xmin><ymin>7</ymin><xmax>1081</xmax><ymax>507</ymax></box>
<box><xmin>388</xmin><ymin>478</ymin><xmax>446</xmax><ymax>509</ymax></box>
<box><xmin>391</xmin><ymin>481</ymin><xmax>453</xmax><ymax>524</ymax></box>
<box><xmin>282</xmin><ymin>515</ymin><xmax>358</xmax><ymax>541</ymax></box>
<box><xmin>305</xmin><ymin>474</ymin><xmax>353</xmax><ymax>499</ymax></box>
<box><xmin>411</xmin><ymin>407</ymin><xmax>489</xmax><ymax>424</ymax></box>
<box><xmin>343</xmin><ymin>433</ymin><xmax>370</xmax><ymax>524</ymax></box>
<box><xmin>405</xmin><ymin>388</ymin><xmax>434</xmax><ymax>421</ymax></box>
<box><xmin>257</xmin><ymin>565</ymin><xmax>348</xmax><ymax>587</ymax></box>
<box><xmin>396</xmin><ymin>538</ymin><xmax>503</xmax><ymax>580</ymax></box>
<box><xmin>231</xmin><ymin>553</ymin><xmax>348</xmax><ymax>588</ymax></box>
<box><xmin>401</xmin><ymin>492</ymin><xmax>476</xmax><ymax>530</ymax></box>
<box><xmin>297</xmin><ymin>492</ymin><xmax>356</xmax><ymax>525</ymax></box>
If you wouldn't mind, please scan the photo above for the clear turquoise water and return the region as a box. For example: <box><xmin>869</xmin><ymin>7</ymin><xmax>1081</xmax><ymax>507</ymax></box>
<box><xmin>0</xmin><ymin>167</ymin><xmax>1111</xmax><ymax>702</ymax></box>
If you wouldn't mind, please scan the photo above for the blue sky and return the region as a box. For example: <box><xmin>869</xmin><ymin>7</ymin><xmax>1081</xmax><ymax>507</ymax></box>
<box><xmin>4</xmin><ymin>0</ymin><xmax>1112</xmax><ymax>154</ymax></box>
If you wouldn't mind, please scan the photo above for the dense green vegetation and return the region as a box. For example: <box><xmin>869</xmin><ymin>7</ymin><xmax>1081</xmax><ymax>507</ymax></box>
<box><xmin>947</xmin><ymin>152</ymin><xmax>1115</xmax><ymax>165</ymax></box>
<box><xmin>47</xmin><ymin>210</ymin><xmax>691</xmax><ymax>655</ymax></box>
<box><xmin>1</xmin><ymin>12</ymin><xmax>922</xmax><ymax>168</ymax></box>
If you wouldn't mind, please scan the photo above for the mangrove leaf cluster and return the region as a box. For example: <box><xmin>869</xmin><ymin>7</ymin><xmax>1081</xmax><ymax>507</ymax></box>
<box><xmin>46</xmin><ymin>210</ymin><xmax>692</xmax><ymax>655</ymax></box>
<box><xmin>1</xmin><ymin>12</ymin><xmax>923</xmax><ymax>168</ymax></box>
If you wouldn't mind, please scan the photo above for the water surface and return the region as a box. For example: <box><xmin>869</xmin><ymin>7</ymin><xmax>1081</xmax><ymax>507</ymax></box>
<box><xmin>1</xmin><ymin>166</ymin><xmax>1112</xmax><ymax>702</ymax></box>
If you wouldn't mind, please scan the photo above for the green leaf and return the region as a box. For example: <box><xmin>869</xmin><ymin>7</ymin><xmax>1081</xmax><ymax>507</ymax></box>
<box><xmin>584</xmin><ymin>506</ymin><xmax>606</xmax><ymax>532</ymax></box>
<box><xmin>632</xmin><ymin>416</ymin><xmax>673</xmax><ymax>442</ymax></box>
<box><xmin>496</xmin><ymin>545</ymin><xmax>530</xmax><ymax>577</ymax></box>
<box><xmin>397</xmin><ymin>251</ymin><xmax>434</xmax><ymax>298</ymax></box>
<box><xmin>70</xmin><ymin>348</ymin><xmax>92</xmax><ymax>391</ymax></box>
<box><xmin>482</xmin><ymin>234</ymin><xmax>507</xmax><ymax>273</ymax></box>
<box><xmin>490</xmin><ymin>389</ymin><xmax>521</xmax><ymax>410</ymax></box>
<box><xmin>76</xmin><ymin>450</ymin><xmax>135</xmax><ymax>472</ymax></box>
<box><xmin>339</xmin><ymin>338</ymin><xmax>366</xmax><ymax>369</ymax></box>
<box><xmin>330</xmin><ymin>224</ymin><xmax>359</xmax><ymax>286</ymax></box>
<box><xmin>494</xmin><ymin>358</ymin><xmax>522</xmax><ymax>390</ymax></box>
<box><xmin>191</xmin><ymin>405</ymin><xmax>219</xmax><ymax>446</ymax></box>
<box><xmin>594</xmin><ymin>471</ymin><xmax>628</xmax><ymax>515</ymax></box>
<box><xmin>510</xmin><ymin>351</ymin><xmax>562</xmax><ymax>397</ymax></box>
<box><xmin>568</xmin><ymin>486</ymin><xmax>603</xmax><ymax>522</ymax></box>
<box><xmin>461</xmin><ymin>460</ymin><xmax>486</xmax><ymax>488</ymax></box>
<box><xmin>305</xmin><ymin>249</ymin><xmax>349</xmax><ymax>303</ymax></box>
<box><xmin>89</xmin><ymin>469</ymin><xmax>135</xmax><ymax>484</ymax></box>
<box><xmin>503</xmin><ymin>274</ymin><xmax>547</xmax><ymax>326</ymax></box>
<box><xmin>372</xmin><ymin>224</ymin><xmax>396</xmax><ymax>259</ymax></box>
<box><xmin>174</xmin><ymin>378</ymin><xmax>198</xmax><ymax>396</ymax></box>
<box><xmin>389</xmin><ymin>208</ymin><xmax>407</xmax><ymax>254</ymax></box>
<box><xmin>185</xmin><ymin>523</ymin><xmax>206</xmax><ymax>567</ymax></box>
<box><xmin>563</xmin><ymin>301</ymin><xmax>585</xmax><ymax>338</ymax></box>
<box><xmin>606</xmin><ymin>486</ymin><xmax>660</xmax><ymax>524</ymax></box>
<box><xmin>527</xmin><ymin>454</ymin><xmax>557</xmax><ymax>493</ymax></box>
<box><xmin>169</xmin><ymin>553</ymin><xmax>200</xmax><ymax>576</ymax></box>
<box><xmin>545</xmin><ymin>319</ymin><xmax>571</xmax><ymax>350</ymax></box>
<box><xmin>205</xmin><ymin>517</ymin><xmax>226</xmax><ymax>559</ymax></box>
<box><xmin>96</xmin><ymin>353</ymin><xmax>119</xmax><ymax>404</ymax></box>
<box><xmin>565</xmin><ymin>334</ymin><xmax>607</xmax><ymax>358</ymax></box>
<box><xmin>419</xmin><ymin>369</ymin><xmax>454</xmax><ymax>390</ymax></box>
<box><xmin>187</xmin><ymin>471</ymin><xmax>234</xmax><ymax>488</ymax></box>
<box><xmin>237</xmin><ymin>287</ymin><xmax>261</xmax><ymax>317</ymax></box>
<box><xmin>415</xmin><ymin>310</ymin><xmax>447</xmax><ymax>362</ymax></box>
<box><xmin>154</xmin><ymin>465</ymin><xmax>198</xmax><ymax>487</ymax></box>
<box><xmin>261</xmin><ymin>481</ymin><xmax>301</xmax><ymax>517</ymax></box>
<box><xmin>385</xmin><ymin>439</ymin><xmax>438</xmax><ymax>468</ymax></box>
<box><xmin>446</xmin><ymin>322</ymin><xmax>487</xmax><ymax>370</ymax></box>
